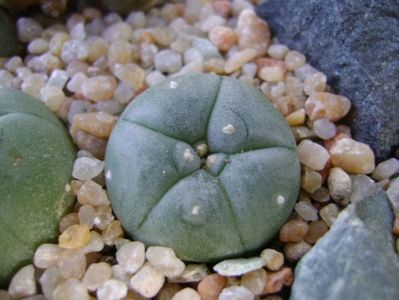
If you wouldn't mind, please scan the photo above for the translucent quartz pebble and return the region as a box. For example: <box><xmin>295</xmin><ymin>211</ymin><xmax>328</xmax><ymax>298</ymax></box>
<box><xmin>116</xmin><ymin>241</ymin><xmax>145</xmax><ymax>274</ymax></box>
<box><xmin>171</xmin><ymin>287</ymin><xmax>201</xmax><ymax>300</ymax></box>
<box><xmin>328</xmin><ymin>167</ymin><xmax>352</xmax><ymax>205</ymax></box>
<box><xmin>130</xmin><ymin>263</ymin><xmax>165</xmax><ymax>298</ymax></box>
<box><xmin>200</xmin><ymin>15</ymin><xmax>226</xmax><ymax>33</ymax></box>
<box><xmin>113</xmin><ymin>63</ymin><xmax>145</xmax><ymax>90</ymax></box>
<box><xmin>305</xmin><ymin>220</ymin><xmax>329</xmax><ymax>244</ymax></box>
<box><xmin>17</xmin><ymin>18</ymin><xmax>43</xmax><ymax>43</ymax></box>
<box><xmin>294</xmin><ymin>201</ymin><xmax>318</xmax><ymax>221</ymax></box>
<box><xmin>319</xmin><ymin>203</ymin><xmax>340</xmax><ymax>227</ymax></box>
<box><xmin>39</xmin><ymin>266</ymin><xmax>64</xmax><ymax>300</ymax></box>
<box><xmin>77</xmin><ymin>180</ymin><xmax>109</xmax><ymax>206</ymax></box>
<box><xmin>168</xmin><ymin>264</ymin><xmax>209</xmax><ymax>283</ymax></box>
<box><xmin>279</xmin><ymin>219</ymin><xmax>308</xmax><ymax>242</ymax></box>
<box><xmin>285</xmin><ymin>50</ymin><xmax>306</xmax><ymax>71</ymax></box>
<box><xmin>0</xmin><ymin>70</ymin><xmax>14</xmax><ymax>88</ymax></box>
<box><xmin>114</xmin><ymin>82</ymin><xmax>134</xmax><ymax>104</ymax></box>
<box><xmin>58</xmin><ymin>224</ymin><xmax>91</xmax><ymax>249</ymax></box>
<box><xmin>34</xmin><ymin>244</ymin><xmax>62</xmax><ymax>269</ymax></box>
<box><xmin>82</xmin><ymin>262</ymin><xmax>112</xmax><ymax>291</ymax></box>
<box><xmin>57</xmin><ymin>249</ymin><xmax>86</xmax><ymax>279</ymax></box>
<box><xmin>267</xmin><ymin>44</ymin><xmax>289</xmax><ymax>60</ymax></box>
<box><xmin>83</xmin><ymin>231</ymin><xmax>104</xmax><ymax>254</ymax></box>
<box><xmin>146</xmin><ymin>246</ymin><xmax>185</xmax><ymax>278</ymax></box>
<box><xmin>313</xmin><ymin>118</ymin><xmax>336</xmax><ymax>140</ymax></box>
<box><xmin>146</xmin><ymin>71</ymin><xmax>166</xmax><ymax>87</ymax></box>
<box><xmin>304</xmin><ymin>72</ymin><xmax>326</xmax><ymax>95</ymax></box>
<box><xmin>225</xmin><ymin>48</ymin><xmax>257</xmax><ymax>73</ymax></box>
<box><xmin>285</xmin><ymin>109</ymin><xmax>306</xmax><ymax>126</ymax></box>
<box><xmin>329</xmin><ymin>138</ymin><xmax>375</xmax><ymax>174</ymax></box>
<box><xmin>61</xmin><ymin>40</ymin><xmax>89</xmax><ymax>63</ymax></box>
<box><xmin>47</xmin><ymin>70</ymin><xmax>69</xmax><ymax>89</ymax></box>
<box><xmin>264</xmin><ymin>268</ymin><xmax>293</xmax><ymax>294</ymax></box>
<box><xmin>301</xmin><ymin>167</ymin><xmax>322</xmax><ymax>194</ymax></box>
<box><xmin>81</xmin><ymin>76</ymin><xmax>117</xmax><ymax>101</ymax></box>
<box><xmin>305</xmin><ymin>92</ymin><xmax>351</xmax><ymax>122</ymax></box>
<box><xmin>102</xmin><ymin>22</ymin><xmax>132</xmax><ymax>42</ymax></box>
<box><xmin>78</xmin><ymin>204</ymin><xmax>96</xmax><ymax>228</ymax></box>
<box><xmin>97</xmin><ymin>279</ymin><xmax>128</xmax><ymax>300</ymax></box>
<box><xmin>241</xmin><ymin>268</ymin><xmax>267</xmax><ymax>295</ymax></box>
<box><xmin>208</xmin><ymin>26</ymin><xmax>237</xmax><ymax>51</ymax></box>
<box><xmin>102</xmin><ymin>220</ymin><xmax>123</xmax><ymax>246</ymax></box>
<box><xmin>22</xmin><ymin>74</ymin><xmax>45</xmax><ymax>97</ymax></box>
<box><xmin>40</xmin><ymin>86</ymin><xmax>65</xmax><ymax>112</ymax></box>
<box><xmin>8</xmin><ymin>265</ymin><xmax>37</xmax><ymax>299</ymax></box>
<box><xmin>154</xmin><ymin>49</ymin><xmax>183</xmax><ymax>74</ymax></box>
<box><xmin>28</xmin><ymin>38</ymin><xmax>49</xmax><ymax>55</ymax></box>
<box><xmin>219</xmin><ymin>286</ymin><xmax>254</xmax><ymax>300</ymax></box>
<box><xmin>52</xmin><ymin>279</ymin><xmax>90</xmax><ymax>300</ymax></box>
<box><xmin>72</xmin><ymin>157</ymin><xmax>104</xmax><ymax>180</ymax></box>
<box><xmin>197</xmin><ymin>273</ymin><xmax>227</xmax><ymax>300</ymax></box>
<box><xmin>284</xmin><ymin>241</ymin><xmax>312</xmax><ymax>262</ymax></box>
<box><xmin>213</xmin><ymin>257</ymin><xmax>266</xmax><ymax>276</ymax></box>
<box><xmin>297</xmin><ymin>139</ymin><xmax>330</xmax><ymax>171</ymax></box>
<box><xmin>372</xmin><ymin>158</ymin><xmax>399</xmax><ymax>181</ymax></box>
<box><xmin>260</xmin><ymin>249</ymin><xmax>284</xmax><ymax>271</ymax></box>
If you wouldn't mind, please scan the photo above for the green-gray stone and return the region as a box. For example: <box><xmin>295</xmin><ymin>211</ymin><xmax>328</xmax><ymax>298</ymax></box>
<box><xmin>291</xmin><ymin>191</ymin><xmax>399</xmax><ymax>300</ymax></box>
<box><xmin>0</xmin><ymin>8</ymin><xmax>23</xmax><ymax>57</ymax></box>
<box><xmin>0</xmin><ymin>88</ymin><xmax>76</xmax><ymax>288</ymax></box>
<box><xmin>105</xmin><ymin>74</ymin><xmax>300</xmax><ymax>262</ymax></box>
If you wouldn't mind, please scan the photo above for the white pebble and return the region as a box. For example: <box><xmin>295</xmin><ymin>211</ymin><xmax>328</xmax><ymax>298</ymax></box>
<box><xmin>219</xmin><ymin>286</ymin><xmax>254</xmax><ymax>300</ymax></box>
<box><xmin>130</xmin><ymin>263</ymin><xmax>165</xmax><ymax>298</ymax></box>
<box><xmin>47</xmin><ymin>70</ymin><xmax>69</xmax><ymax>90</ymax></box>
<box><xmin>83</xmin><ymin>231</ymin><xmax>104</xmax><ymax>253</ymax></box>
<box><xmin>116</xmin><ymin>241</ymin><xmax>145</xmax><ymax>274</ymax></box>
<box><xmin>53</xmin><ymin>279</ymin><xmax>90</xmax><ymax>300</ymax></box>
<box><xmin>28</xmin><ymin>38</ymin><xmax>49</xmax><ymax>55</ymax></box>
<box><xmin>34</xmin><ymin>244</ymin><xmax>62</xmax><ymax>269</ymax></box>
<box><xmin>67</xmin><ymin>73</ymin><xmax>88</xmax><ymax>93</ymax></box>
<box><xmin>313</xmin><ymin>118</ymin><xmax>336</xmax><ymax>140</ymax></box>
<box><xmin>200</xmin><ymin>15</ymin><xmax>226</xmax><ymax>32</ymax></box>
<box><xmin>61</xmin><ymin>40</ymin><xmax>89</xmax><ymax>63</ymax></box>
<box><xmin>97</xmin><ymin>279</ymin><xmax>127</xmax><ymax>300</ymax></box>
<box><xmin>82</xmin><ymin>263</ymin><xmax>112</xmax><ymax>291</ymax></box>
<box><xmin>297</xmin><ymin>139</ymin><xmax>330</xmax><ymax>171</ymax></box>
<box><xmin>146</xmin><ymin>71</ymin><xmax>167</xmax><ymax>87</ymax></box>
<box><xmin>184</xmin><ymin>48</ymin><xmax>204</xmax><ymax>65</ymax></box>
<box><xmin>328</xmin><ymin>167</ymin><xmax>352</xmax><ymax>205</ymax></box>
<box><xmin>295</xmin><ymin>201</ymin><xmax>318</xmax><ymax>221</ymax></box>
<box><xmin>213</xmin><ymin>257</ymin><xmax>266</xmax><ymax>276</ymax></box>
<box><xmin>40</xmin><ymin>86</ymin><xmax>65</xmax><ymax>112</ymax></box>
<box><xmin>154</xmin><ymin>49</ymin><xmax>183</xmax><ymax>74</ymax></box>
<box><xmin>267</xmin><ymin>44</ymin><xmax>289</xmax><ymax>60</ymax></box>
<box><xmin>372</xmin><ymin>158</ymin><xmax>399</xmax><ymax>181</ymax></box>
<box><xmin>171</xmin><ymin>287</ymin><xmax>201</xmax><ymax>300</ymax></box>
<box><xmin>146</xmin><ymin>246</ymin><xmax>185</xmax><ymax>278</ymax></box>
<box><xmin>39</xmin><ymin>266</ymin><xmax>64</xmax><ymax>300</ymax></box>
<box><xmin>72</xmin><ymin>157</ymin><xmax>104</xmax><ymax>180</ymax></box>
<box><xmin>8</xmin><ymin>265</ymin><xmax>37</xmax><ymax>299</ymax></box>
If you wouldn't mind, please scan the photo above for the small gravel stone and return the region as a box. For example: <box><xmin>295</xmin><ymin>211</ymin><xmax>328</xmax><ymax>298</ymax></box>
<box><xmin>21</xmin><ymin>74</ymin><xmax>46</xmax><ymax>97</ymax></box>
<box><xmin>171</xmin><ymin>287</ymin><xmax>201</xmax><ymax>300</ymax></box>
<box><xmin>319</xmin><ymin>203</ymin><xmax>340</xmax><ymax>227</ymax></box>
<box><xmin>102</xmin><ymin>220</ymin><xmax>124</xmax><ymax>246</ymax></box>
<box><xmin>130</xmin><ymin>263</ymin><xmax>165</xmax><ymax>298</ymax></box>
<box><xmin>304</xmin><ymin>72</ymin><xmax>326</xmax><ymax>95</ymax></box>
<box><xmin>267</xmin><ymin>44</ymin><xmax>289</xmax><ymax>60</ymax></box>
<box><xmin>285</xmin><ymin>109</ymin><xmax>306</xmax><ymax>126</ymax></box>
<box><xmin>8</xmin><ymin>265</ymin><xmax>36</xmax><ymax>299</ymax></box>
<box><xmin>94</xmin><ymin>205</ymin><xmax>114</xmax><ymax>230</ymax></box>
<box><xmin>305</xmin><ymin>92</ymin><xmax>351</xmax><ymax>122</ymax></box>
<box><xmin>77</xmin><ymin>180</ymin><xmax>109</xmax><ymax>206</ymax></box>
<box><xmin>155</xmin><ymin>49</ymin><xmax>183</xmax><ymax>73</ymax></box>
<box><xmin>73</xmin><ymin>132</ymin><xmax>106</xmax><ymax>159</ymax></box>
<box><xmin>284</xmin><ymin>241</ymin><xmax>312</xmax><ymax>261</ymax></box>
<box><xmin>59</xmin><ymin>224</ymin><xmax>91</xmax><ymax>249</ymax></box>
<box><xmin>295</xmin><ymin>201</ymin><xmax>319</xmax><ymax>221</ymax></box>
<box><xmin>284</xmin><ymin>50</ymin><xmax>306</xmax><ymax>71</ymax></box>
<box><xmin>311</xmin><ymin>187</ymin><xmax>331</xmax><ymax>203</ymax></box>
<box><xmin>225</xmin><ymin>48</ymin><xmax>257</xmax><ymax>73</ymax></box>
<box><xmin>169</xmin><ymin>264</ymin><xmax>209</xmax><ymax>283</ymax></box>
<box><xmin>40</xmin><ymin>86</ymin><xmax>65</xmax><ymax>112</ymax></box>
<box><xmin>0</xmin><ymin>70</ymin><xmax>14</xmax><ymax>88</ymax></box>
<box><xmin>116</xmin><ymin>241</ymin><xmax>145</xmax><ymax>274</ymax></box>
<box><xmin>350</xmin><ymin>174</ymin><xmax>377</xmax><ymax>203</ymax></box>
<box><xmin>329</xmin><ymin>137</ymin><xmax>375</xmax><ymax>174</ymax></box>
<box><xmin>213</xmin><ymin>257</ymin><xmax>266</xmax><ymax>276</ymax></box>
<box><xmin>61</xmin><ymin>40</ymin><xmax>89</xmax><ymax>63</ymax></box>
<box><xmin>17</xmin><ymin>18</ymin><xmax>43</xmax><ymax>43</ymax></box>
<box><xmin>47</xmin><ymin>70</ymin><xmax>69</xmax><ymax>89</ymax></box>
<box><xmin>83</xmin><ymin>231</ymin><xmax>104</xmax><ymax>253</ymax></box>
<box><xmin>53</xmin><ymin>279</ymin><xmax>90</xmax><ymax>300</ymax></box>
<box><xmin>208</xmin><ymin>26</ymin><xmax>237</xmax><ymax>52</ymax></box>
<box><xmin>260</xmin><ymin>249</ymin><xmax>284</xmax><ymax>271</ymax></box>
<box><xmin>298</xmin><ymin>139</ymin><xmax>330</xmax><ymax>171</ymax></box>
<box><xmin>241</xmin><ymin>268</ymin><xmax>267</xmax><ymax>295</ymax></box>
<box><xmin>372</xmin><ymin>158</ymin><xmax>399</xmax><ymax>181</ymax></box>
<box><xmin>0</xmin><ymin>290</ymin><xmax>10</xmax><ymax>300</ymax></box>
<box><xmin>264</xmin><ymin>268</ymin><xmax>293</xmax><ymax>294</ymax></box>
<box><xmin>146</xmin><ymin>71</ymin><xmax>167</xmax><ymax>87</ymax></box>
<box><xmin>59</xmin><ymin>213</ymin><xmax>79</xmax><ymax>233</ymax></box>
<box><xmin>201</xmin><ymin>15</ymin><xmax>226</xmax><ymax>32</ymax></box>
<box><xmin>34</xmin><ymin>244</ymin><xmax>62</xmax><ymax>269</ymax></box>
<box><xmin>387</xmin><ymin>178</ymin><xmax>399</xmax><ymax>214</ymax></box>
<box><xmin>219</xmin><ymin>286</ymin><xmax>254</xmax><ymax>300</ymax></box>
<box><xmin>82</xmin><ymin>262</ymin><xmax>112</xmax><ymax>291</ymax></box>
<box><xmin>305</xmin><ymin>220</ymin><xmax>329</xmax><ymax>244</ymax></box>
<box><xmin>197</xmin><ymin>273</ymin><xmax>227</xmax><ymax>300</ymax></box>
<box><xmin>301</xmin><ymin>167</ymin><xmax>322</xmax><ymax>193</ymax></box>
<box><xmin>28</xmin><ymin>38</ymin><xmax>49</xmax><ymax>55</ymax></box>
<box><xmin>146</xmin><ymin>246</ymin><xmax>185</xmax><ymax>278</ymax></box>
<box><xmin>39</xmin><ymin>266</ymin><xmax>64</xmax><ymax>299</ymax></box>
<box><xmin>103</xmin><ymin>22</ymin><xmax>132</xmax><ymax>42</ymax></box>
<box><xmin>279</xmin><ymin>219</ymin><xmax>309</xmax><ymax>242</ymax></box>
<box><xmin>72</xmin><ymin>157</ymin><xmax>104</xmax><ymax>180</ymax></box>
<box><xmin>97</xmin><ymin>279</ymin><xmax>127</xmax><ymax>300</ymax></box>
<box><xmin>81</xmin><ymin>76</ymin><xmax>117</xmax><ymax>101</ymax></box>
<box><xmin>328</xmin><ymin>167</ymin><xmax>352</xmax><ymax>205</ymax></box>
<box><xmin>313</xmin><ymin>118</ymin><xmax>336</xmax><ymax>140</ymax></box>
<box><xmin>57</xmin><ymin>249</ymin><xmax>86</xmax><ymax>279</ymax></box>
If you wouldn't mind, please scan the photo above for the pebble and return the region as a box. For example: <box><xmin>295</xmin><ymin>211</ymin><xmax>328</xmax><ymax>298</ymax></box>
<box><xmin>311</xmin><ymin>187</ymin><xmax>331</xmax><ymax>203</ymax></box>
<box><xmin>209</xmin><ymin>26</ymin><xmax>237</xmax><ymax>52</ymax></box>
<box><xmin>81</xmin><ymin>76</ymin><xmax>117</xmax><ymax>101</ymax></box>
<box><xmin>219</xmin><ymin>286</ymin><xmax>254</xmax><ymax>300</ymax></box>
<box><xmin>241</xmin><ymin>268</ymin><xmax>267</xmax><ymax>295</ymax></box>
<box><xmin>197</xmin><ymin>274</ymin><xmax>227</xmax><ymax>300</ymax></box>
<box><xmin>116</xmin><ymin>241</ymin><xmax>145</xmax><ymax>274</ymax></box>
<box><xmin>0</xmin><ymin>290</ymin><xmax>10</xmax><ymax>300</ymax></box>
<box><xmin>260</xmin><ymin>249</ymin><xmax>284</xmax><ymax>271</ymax></box>
<box><xmin>169</xmin><ymin>264</ymin><xmax>209</xmax><ymax>283</ymax></box>
<box><xmin>387</xmin><ymin>178</ymin><xmax>399</xmax><ymax>214</ymax></box>
<box><xmin>313</xmin><ymin>118</ymin><xmax>337</xmax><ymax>140</ymax></box>
<box><xmin>94</xmin><ymin>205</ymin><xmax>115</xmax><ymax>230</ymax></box>
<box><xmin>285</xmin><ymin>50</ymin><xmax>306</xmax><ymax>71</ymax></box>
<box><xmin>291</xmin><ymin>125</ymin><xmax>317</xmax><ymax>142</ymax></box>
<box><xmin>8</xmin><ymin>265</ymin><xmax>37</xmax><ymax>299</ymax></box>
<box><xmin>102</xmin><ymin>220</ymin><xmax>124</xmax><ymax>246</ymax></box>
<box><xmin>225</xmin><ymin>48</ymin><xmax>257</xmax><ymax>73</ymax></box>
<box><xmin>103</xmin><ymin>22</ymin><xmax>133</xmax><ymax>42</ymax></box>
<box><xmin>34</xmin><ymin>244</ymin><xmax>62</xmax><ymax>269</ymax></box>
<box><xmin>304</xmin><ymin>72</ymin><xmax>326</xmax><ymax>95</ymax></box>
<box><xmin>328</xmin><ymin>167</ymin><xmax>352</xmax><ymax>205</ymax></box>
<box><xmin>267</xmin><ymin>44</ymin><xmax>289</xmax><ymax>60</ymax></box>
<box><xmin>59</xmin><ymin>213</ymin><xmax>80</xmax><ymax>233</ymax></box>
<box><xmin>72</xmin><ymin>157</ymin><xmax>104</xmax><ymax>180</ymax></box>
<box><xmin>66</xmin><ymin>73</ymin><xmax>87</xmax><ymax>94</ymax></box>
<box><xmin>213</xmin><ymin>257</ymin><xmax>266</xmax><ymax>276</ymax></box>
<box><xmin>97</xmin><ymin>279</ymin><xmax>128</xmax><ymax>300</ymax></box>
<box><xmin>130</xmin><ymin>263</ymin><xmax>165</xmax><ymax>298</ymax></box>
<box><xmin>284</xmin><ymin>241</ymin><xmax>312</xmax><ymax>261</ymax></box>
<box><xmin>71</xmin><ymin>112</ymin><xmax>116</xmax><ymax>139</ymax></box>
<box><xmin>82</xmin><ymin>262</ymin><xmax>112</xmax><ymax>291</ymax></box>
<box><xmin>236</xmin><ymin>9</ymin><xmax>270</xmax><ymax>55</ymax></box>
<box><xmin>305</xmin><ymin>92</ymin><xmax>351</xmax><ymax>122</ymax></box>
<box><xmin>200</xmin><ymin>15</ymin><xmax>226</xmax><ymax>32</ymax></box>
<box><xmin>329</xmin><ymin>137</ymin><xmax>375</xmax><ymax>174</ymax></box>
<box><xmin>146</xmin><ymin>246</ymin><xmax>185</xmax><ymax>278</ymax></box>
<box><xmin>372</xmin><ymin>158</ymin><xmax>399</xmax><ymax>181</ymax></box>
<box><xmin>301</xmin><ymin>167</ymin><xmax>322</xmax><ymax>194</ymax></box>
<box><xmin>298</xmin><ymin>139</ymin><xmax>330</xmax><ymax>171</ymax></box>
<box><xmin>83</xmin><ymin>231</ymin><xmax>104</xmax><ymax>253</ymax></box>
<box><xmin>146</xmin><ymin>71</ymin><xmax>167</xmax><ymax>87</ymax></box>
<box><xmin>52</xmin><ymin>279</ymin><xmax>90</xmax><ymax>300</ymax></box>
<box><xmin>295</xmin><ymin>201</ymin><xmax>319</xmax><ymax>221</ymax></box>
<box><xmin>319</xmin><ymin>203</ymin><xmax>340</xmax><ymax>227</ymax></box>
<box><xmin>305</xmin><ymin>220</ymin><xmax>329</xmax><ymax>244</ymax></box>
<box><xmin>113</xmin><ymin>63</ymin><xmax>145</xmax><ymax>90</ymax></box>
<box><xmin>28</xmin><ymin>38</ymin><xmax>49</xmax><ymax>55</ymax></box>
<box><xmin>279</xmin><ymin>219</ymin><xmax>309</xmax><ymax>242</ymax></box>
<box><xmin>264</xmin><ymin>268</ymin><xmax>293</xmax><ymax>294</ymax></box>
<box><xmin>350</xmin><ymin>175</ymin><xmax>377</xmax><ymax>203</ymax></box>
<box><xmin>154</xmin><ymin>49</ymin><xmax>183</xmax><ymax>73</ymax></box>
<box><xmin>57</xmin><ymin>249</ymin><xmax>86</xmax><ymax>279</ymax></box>
<box><xmin>59</xmin><ymin>224</ymin><xmax>91</xmax><ymax>249</ymax></box>
<box><xmin>17</xmin><ymin>18</ymin><xmax>43</xmax><ymax>43</ymax></box>
<box><xmin>171</xmin><ymin>287</ymin><xmax>201</xmax><ymax>300</ymax></box>
<box><xmin>22</xmin><ymin>74</ymin><xmax>46</xmax><ymax>97</ymax></box>
<box><xmin>61</xmin><ymin>40</ymin><xmax>89</xmax><ymax>63</ymax></box>
<box><xmin>285</xmin><ymin>109</ymin><xmax>306</xmax><ymax>126</ymax></box>
<box><xmin>40</xmin><ymin>86</ymin><xmax>65</xmax><ymax>112</ymax></box>
<box><xmin>77</xmin><ymin>180</ymin><xmax>109</xmax><ymax>206</ymax></box>
<box><xmin>39</xmin><ymin>266</ymin><xmax>64</xmax><ymax>300</ymax></box>
<box><xmin>0</xmin><ymin>70</ymin><xmax>14</xmax><ymax>88</ymax></box>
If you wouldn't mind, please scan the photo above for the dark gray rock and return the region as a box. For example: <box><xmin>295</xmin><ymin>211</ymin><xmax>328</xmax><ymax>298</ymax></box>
<box><xmin>290</xmin><ymin>191</ymin><xmax>399</xmax><ymax>300</ymax></box>
<box><xmin>0</xmin><ymin>8</ymin><xmax>23</xmax><ymax>57</ymax></box>
<box><xmin>256</xmin><ymin>0</ymin><xmax>399</xmax><ymax>161</ymax></box>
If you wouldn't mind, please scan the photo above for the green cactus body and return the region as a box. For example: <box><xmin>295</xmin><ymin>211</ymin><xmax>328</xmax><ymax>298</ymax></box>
<box><xmin>0</xmin><ymin>8</ymin><xmax>23</xmax><ymax>57</ymax></box>
<box><xmin>0</xmin><ymin>88</ymin><xmax>76</xmax><ymax>287</ymax></box>
<box><xmin>105</xmin><ymin>74</ymin><xmax>300</xmax><ymax>262</ymax></box>
<box><xmin>101</xmin><ymin>0</ymin><xmax>160</xmax><ymax>13</ymax></box>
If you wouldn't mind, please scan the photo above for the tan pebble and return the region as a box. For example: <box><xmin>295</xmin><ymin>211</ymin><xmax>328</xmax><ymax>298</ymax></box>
<box><xmin>146</xmin><ymin>246</ymin><xmax>185</xmax><ymax>278</ymax></box>
<box><xmin>372</xmin><ymin>158</ymin><xmax>399</xmax><ymax>181</ymax></box>
<box><xmin>59</xmin><ymin>213</ymin><xmax>79</xmax><ymax>233</ymax></box>
<box><xmin>53</xmin><ymin>278</ymin><xmax>90</xmax><ymax>300</ymax></box>
<box><xmin>71</xmin><ymin>112</ymin><xmax>116</xmax><ymax>138</ymax></box>
<box><xmin>102</xmin><ymin>220</ymin><xmax>124</xmax><ymax>246</ymax></box>
<box><xmin>279</xmin><ymin>219</ymin><xmax>309</xmax><ymax>242</ymax></box>
<box><xmin>304</xmin><ymin>72</ymin><xmax>326</xmax><ymax>95</ymax></box>
<box><xmin>301</xmin><ymin>167</ymin><xmax>322</xmax><ymax>193</ymax></box>
<box><xmin>241</xmin><ymin>268</ymin><xmax>267</xmax><ymax>295</ymax></box>
<box><xmin>328</xmin><ymin>167</ymin><xmax>352</xmax><ymax>205</ymax></box>
<box><xmin>171</xmin><ymin>287</ymin><xmax>201</xmax><ymax>300</ymax></box>
<box><xmin>305</xmin><ymin>92</ymin><xmax>351</xmax><ymax>122</ymax></box>
<box><xmin>57</xmin><ymin>249</ymin><xmax>86</xmax><ymax>279</ymax></box>
<box><xmin>49</xmin><ymin>32</ymin><xmax>70</xmax><ymax>57</ymax></box>
<box><xmin>285</xmin><ymin>50</ymin><xmax>306</xmax><ymax>71</ymax></box>
<box><xmin>225</xmin><ymin>48</ymin><xmax>257</xmax><ymax>73</ymax></box>
<box><xmin>285</xmin><ymin>109</ymin><xmax>306</xmax><ymax>126</ymax></box>
<box><xmin>113</xmin><ymin>63</ymin><xmax>145</xmax><ymax>89</ymax></box>
<box><xmin>297</xmin><ymin>139</ymin><xmax>330</xmax><ymax>171</ymax></box>
<box><xmin>260</xmin><ymin>249</ymin><xmax>284</xmax><ymax>271</ymax></box>
<box><xmin>203</xmin><ymin>59</ymin><xmax>225</xmax><ymax>74</ymax></box>
<box><xmin>305</xmin><ymin>220</ymin><xmax>329</xmax><ymax>244</ymax></box>
<box><xmin>77</xmin><ymin>180</ymin><xmax>109</xmax><ymax>206</ymax></box>
<box><xmin>156</xmin><ymin>283</ymin><xmax>182</xmax><ymax>300</ymax></box>
<box><xmin>130</xmin><ymin>263</ymin><xmax>165</xmax><ymax>298</ymax></box>
<box><xmin>214</xmin><ymin>0</ymin><xmax>231</xmax><ymax>17</ymax></box>
<box><xmin>72</xmin><ymin>130</ymin><xmax>107</xmax><ymax>160</ymax></box>
<box><xmin>264</xmin><ymin>268</ymin><xmax>293</xmax><ymax>294</ymax></box>
<box><xmin>59</xmin><ymin>224</ymin><xmax>91</xmax><ymax>249</ymax></box>
<box><xmin>393</xmin><ymin>215</ymin><xmax>399</xmax><ymax>236</ymax></box>
<box><xmin>208</xmin><ymin>26</ymin><xmax>237</xmax><ymax>52</ymax></box>
<box><xmin>197</xmin><ymin>273</ymin><xmax>227</xmax><ymax>300</ymax></box>
<box><xmin>108</xmin><ymin>40</ymin><xmax>132</xmax><ymax>65</ymax></box>
<box><xmin>81</xmin><ymin>76</ymin><xmax>117</xmax><ymax>102</ymax></box>
<box><xmin>284</xmin><ymin>240</ymin><xmax>312</xmax><ymax>261</ymax></box>
<box><xmin>324</xmin><ymin>132</ymin><xmax>350</xmax><ymax>151</ymax></box>
<box><xmin>329</xmin><ymin>137</ymin><xmax>375</xmax><ymax>174</ymax></box>
<box><xmin>320</xmin><ymin>203</ymin><xmax>339</xmax><ymax>227</ymax></box>
<box><xmin>82</xmin><ymin>262</ymin><xmax>112</xmax><ymax>291</ymax></box>
<box><xmin>95</xmin><ymin>205</ymin><xmax>115</xmax><ymax>230</ymax></box>
<box><xmin>236</xmin><ymin>9</ymin><xmax>270</xmax><ymax>55</ymax></box>
<box><xmin>102</xmin><ymin>22</ymin><xmax>132</xmax><ymax>42</ymax></box>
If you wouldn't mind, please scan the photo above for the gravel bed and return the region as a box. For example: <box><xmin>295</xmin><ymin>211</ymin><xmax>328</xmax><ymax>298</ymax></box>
<box><xmin>0</xmin><ymin>0</ymin><xmax>398</xmax><ymax>299</ymax></box>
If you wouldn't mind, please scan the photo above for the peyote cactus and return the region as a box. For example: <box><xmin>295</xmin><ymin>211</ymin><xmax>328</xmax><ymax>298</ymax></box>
<box><xmin>105</xmin><ymin>74</ymin><xmax>301</xmax><ymax>262</ymax></box>
<box><xmin>0</xmin><ymin>8</ymin><xmax>23</xmax><ymax>56</ymax></box>
<box><xmin>0</xmin><ymin>88</ymin><xmax>76</xmax><ymax>287</ymax></box>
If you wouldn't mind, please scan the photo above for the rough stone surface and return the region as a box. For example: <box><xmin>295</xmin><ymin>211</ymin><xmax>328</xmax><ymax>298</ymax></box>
<box><xmin>291</xmin><ymin>192</ymin><xmax>399</xmax><ymax>300</ymax></box>
<box><xmin>256</xmin><ymin>0</ymin><xmax>399</xmax><ymax>161</ymax></box>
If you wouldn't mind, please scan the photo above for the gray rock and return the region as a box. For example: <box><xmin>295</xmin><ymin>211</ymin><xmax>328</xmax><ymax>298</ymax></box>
<box><xmin>290</xmin><ymin>191</ymin><xmax>399</xmax><ymax>300</ymax></box>
<box><xmin>256</xmin><ymin>0</ymin><xmax>399</xmax><ymax>161</ymax></box>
